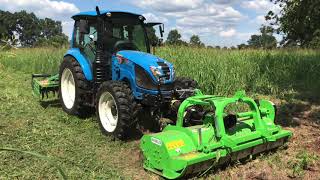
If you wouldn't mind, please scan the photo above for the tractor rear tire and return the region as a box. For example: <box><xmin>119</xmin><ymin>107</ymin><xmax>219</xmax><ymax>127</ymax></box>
<box><xmin>59</xmin><ymin>56</ymin><xmax>92</xmax><ymax>117</ymax></box>
<box><xmin>96</xmin><ymin>81</ymin><xmax>138</xmax><ymax>140</ymax></box>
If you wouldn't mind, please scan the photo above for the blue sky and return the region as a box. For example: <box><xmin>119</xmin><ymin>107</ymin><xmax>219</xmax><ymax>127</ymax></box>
<box><xmin>0</xmin><ymin>0</ymin><xmax>281</xmax><ymax>47</ymax></box>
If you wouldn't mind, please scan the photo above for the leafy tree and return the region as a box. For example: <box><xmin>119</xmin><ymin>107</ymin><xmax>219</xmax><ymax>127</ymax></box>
<box><xmin>247</xmin><ymin>25</ymin><xmax>277</xmax><ymax>49</ymax></box>
<box><xmin>266</xmin><ymin>0</ymin><xmax>320</xmax><ymax>47</ymax></box>
<box><xmin>215</xmin><ymin>46</ymin><xmax>221</xmax><ymax>49</ymax></box>
<box><xmin>307</xmin><ymin>30</ymin><xmax>320</xmax><ymax>48</ymax></box>
<box><xmin>35</xmin><ymin>35</ymin><xmax>68</xmax><ymax>48</ymax></box>
<box><xmin>237</xmin><ymin>43</ymin><xmax>247</xmax><ymax>49</ymax></box>
<box><xmin>174</xmin><ymin>40</ymin><xmax>188</xmax><ymax>46</ymax></box>
<box><xmin>0</xmin><ymin>10</ymin><xmax>68</xmax><ymax>47</ymax></box>
<box><xmin>189</xmin><ymin>35</ymin><xmax>204</xmax><ymax>47</ymax></box>
<box><xmin>166</xmin><ymin>29</ymin><xmax>182</xmax><ymax>45</ymax></box>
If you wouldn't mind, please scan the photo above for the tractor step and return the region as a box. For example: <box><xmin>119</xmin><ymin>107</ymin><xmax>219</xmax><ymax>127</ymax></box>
<box><xmin>32</xmin><ymin>74</ymin><xmax>59</xmax><ymax>100</ymax></box>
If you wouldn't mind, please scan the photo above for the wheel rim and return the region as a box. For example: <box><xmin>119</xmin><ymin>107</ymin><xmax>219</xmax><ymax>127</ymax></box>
<box><xmin>98</xmin><ymin>92</ymin><xmax>118</xmax><ymax>133</ymax></box>
<box><xmin>61</xmin><ymin>68</ymin><xmax>76</xmax><ymax>109</ymax></box>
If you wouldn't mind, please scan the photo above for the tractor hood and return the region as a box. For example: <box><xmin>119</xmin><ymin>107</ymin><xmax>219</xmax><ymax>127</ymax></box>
<box><xmin>116</xmin><ymin>50</ymin><xmax>172</xmax><ymax>68</ymax></box>
<box><xmin>116</xmin><ymin>50</ymin><xmax>174</xmax><ymax>82</ymax></box>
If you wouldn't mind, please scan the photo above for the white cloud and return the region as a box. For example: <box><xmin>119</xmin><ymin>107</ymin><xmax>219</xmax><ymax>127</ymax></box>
<box><xmin>236</xmin><ymin>32</ymin><xmax>253</xmax><ymax>40</ymax></box>
<box><xmin>219</xmin><ymin>28</ymin><xmax>236</xmax><ymax>37</ymax></box>
<box><xmin>134</xmin><ymin>0</ymin><xmax>272</xmax><ymax>46</ymax></box>
<box><xmin>0</xmin><ymin>0</ymin><xmax>79</xmax><ymax>37</ymax></box>
<box><xmin>172</xmin><ymin>3</ymin><xmax>244</xmax><ymax>39</ymax></box>
<box><xmin>0</xmin><ymin>0</ymin><xmax>79</xmax><ymax>19</ymax></box>
<box><xmin>143</xmin><ymin>13</ymin><xmax>168</xmax><ymax>23</ymax></box>
<box><xmin>61</xmin><ymin>21</ymin><xmax>74</xmax><ymax>37</ymax></box>
<box><xmin>137</xmin><ymin>0</ymin><xmax>203</xmax><ymax>12</ymax></box>
<box><xmin>241</xmin><ymin>0</ymin><xmax>281</xmax><ymax>13</ymax></box>
<box><xmin>256</xmin><ymin>15</ymin><xmax>266</xmax><ymax>23</ymax></box>
<box><xmin>214</xmin><ymin>0</ymin><xmax>237</xmax><ymax>5</ymax></box>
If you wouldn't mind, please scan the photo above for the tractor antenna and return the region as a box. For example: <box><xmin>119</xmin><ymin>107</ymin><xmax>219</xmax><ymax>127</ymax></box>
<box><xmin>96</xmin><ymin>6</ymin><xmax>101</xmax><ymax>16</ymax></box>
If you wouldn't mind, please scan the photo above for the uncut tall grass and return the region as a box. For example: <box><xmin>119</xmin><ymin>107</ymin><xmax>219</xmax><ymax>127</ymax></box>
<box><xmin>0</xmin><ymin>48</ymin><xmax>65</xmax><ymax>74</ymax></box>
<box><xmin>1</xmin><ymin>46</ymin><xmax>319</xmax><ymax>99</ymax></box>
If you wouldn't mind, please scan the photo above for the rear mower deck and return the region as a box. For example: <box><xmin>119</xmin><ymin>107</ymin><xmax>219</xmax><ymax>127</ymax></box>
<box><xmin>140</xmin><ymin>90</ymin><xmax>292</xmax><ymax>179</ymax></box>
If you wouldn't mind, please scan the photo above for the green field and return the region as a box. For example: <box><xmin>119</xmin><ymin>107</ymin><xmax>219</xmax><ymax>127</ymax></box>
<box><xmin>1</xmin><ymin>47</ymin><xmax>320</xmax><ymax>179</ymax></box>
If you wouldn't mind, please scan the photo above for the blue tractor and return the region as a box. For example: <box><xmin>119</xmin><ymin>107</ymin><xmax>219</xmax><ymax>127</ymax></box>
<box><xmin>32</xmin><ymin>7</ymin><xmax>197</xmax><ymax>140</ymax></box>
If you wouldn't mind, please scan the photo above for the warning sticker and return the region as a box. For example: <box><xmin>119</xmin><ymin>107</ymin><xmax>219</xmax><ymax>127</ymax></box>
<box><xmin>151</xmin><ymin>137</ymin><xmax>162</xmax><ymax>146</ymax></box>
<box><xmin>166</xmin><ymin>139</ymin><xmax>185</xmax><ymax>150</ymax></box>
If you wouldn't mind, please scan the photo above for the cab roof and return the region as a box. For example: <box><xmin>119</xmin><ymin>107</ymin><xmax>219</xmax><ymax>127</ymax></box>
<box><xmin>72</xmin><ymin>10</ymin><xmax>143</xmax><ymax>19</ymax></box>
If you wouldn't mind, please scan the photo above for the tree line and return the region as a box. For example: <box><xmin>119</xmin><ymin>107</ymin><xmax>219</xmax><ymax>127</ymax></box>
<box><xmin>0</xmin><ymin>10</ymin><xmax>68</xmax><ymax>48</ymax></box>
<box><xmin>166</xmin><ymin>29</ymin><xmax>205</xmax><ymax>47</ymax></box>
<box><xmin>165</xmin><ymin>26</ymin><xmax>277</xmax><ymax>49</ymax></box>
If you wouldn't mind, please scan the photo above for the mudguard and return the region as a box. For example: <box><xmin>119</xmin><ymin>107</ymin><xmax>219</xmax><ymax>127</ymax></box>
<box><xmin>64</xmin><ymin>48</ymin><xmax>93</xmax><ymax>81</ymax></box>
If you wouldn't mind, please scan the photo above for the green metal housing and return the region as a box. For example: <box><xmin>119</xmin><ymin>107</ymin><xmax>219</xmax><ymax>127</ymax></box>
<box><xmin>31</xmin><ymin>74</ymin><xmax>59</xmax><ymax>99</ymax></box>
<box><xmin>140</xmin><ymin>90</ymin><xmax>292</xmax><ymax>179</ymax></box>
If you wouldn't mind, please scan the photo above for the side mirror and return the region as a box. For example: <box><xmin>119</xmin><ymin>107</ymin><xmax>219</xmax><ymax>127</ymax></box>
<box><xmin>79</xmin><ymin>20</ymin><xmax>89</xmax><ymax>34</ymax></box>
<box><xmin>159</xmin><ymin>24</ymin><xmax>164</xmax><ymax>38</ymax></box>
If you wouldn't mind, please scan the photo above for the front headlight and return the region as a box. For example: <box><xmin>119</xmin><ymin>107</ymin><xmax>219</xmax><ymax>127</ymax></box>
<box><xmin>135</xmin><ymin>65</ymin><xmax>156</xmax><ymax>89</ymax></box>
<box><xmin>135</xmin><ymin>65</ymin><xmax>174</xmax><ymax>91</ymax></box>
<box><xmin>172</xmin><ymin>67</ymin><xmax>176</xmax><ymax>80</ymax></box>
<box><xmin>149</xmin><ymin>66</ymin><xmax>162</xmax><ymax>80</ymax></box>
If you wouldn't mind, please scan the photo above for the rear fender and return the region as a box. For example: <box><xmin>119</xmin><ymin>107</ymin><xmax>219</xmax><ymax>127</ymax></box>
<box><xmin>64</xmin><ymin>48</ymin><xmax>93</xmax><ymax>81</ymax></box>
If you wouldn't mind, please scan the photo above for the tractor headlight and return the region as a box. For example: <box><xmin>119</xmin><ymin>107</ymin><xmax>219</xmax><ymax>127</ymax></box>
<box><xmin>172</xmin><ymin>67</ymin><xmax>176</xmax><ymax>80</ymax></box>
<box><xmin>149</xmin><ymin>66</ymin><xmax>162</xmax><ymax>80</ymax></box>
<box><xmin>135</xmin><ymin>65</ymin><xmax>174</xmax><ymax>91</ymax></box>
<box><xmin>135</xmin><ymin>65</ymin><xmax>156</xmax><ymax>89</ymax></box>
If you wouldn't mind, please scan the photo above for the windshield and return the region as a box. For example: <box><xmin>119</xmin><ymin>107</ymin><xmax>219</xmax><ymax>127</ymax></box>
<box><xmin>105</xmin><ymin>18</ymin><xmax>149</xmax><ymax>53</ymax></box>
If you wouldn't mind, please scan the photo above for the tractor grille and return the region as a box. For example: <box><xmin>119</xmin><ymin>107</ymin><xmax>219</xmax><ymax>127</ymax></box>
<box><xmin>157</xmin><ymin>62</ymin><xmax>170</xmax><ymax>80</ymax></box>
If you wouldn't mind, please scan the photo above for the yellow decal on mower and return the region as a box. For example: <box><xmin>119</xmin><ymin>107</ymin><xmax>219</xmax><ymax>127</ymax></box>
<box><xmin>166</xmin><ymin>139</ymin><xmax>185</xmax><ymax>150</ymax></box>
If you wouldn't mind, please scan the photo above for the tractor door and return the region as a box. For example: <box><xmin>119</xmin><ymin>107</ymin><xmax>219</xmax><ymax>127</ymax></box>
<box><xmin>73</xmin><ymin>20</ymin><xmax>97</xmax><ymax>63</ymax></box>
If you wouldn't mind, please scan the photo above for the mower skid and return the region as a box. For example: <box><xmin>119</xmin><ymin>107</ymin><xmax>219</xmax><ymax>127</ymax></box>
<box><xmin>31</xmin><ymin>74</ymin><xmax>59</xmax><ymax>100</ymax></box>
<box><xmin>140</xmin><ymin>91</ymin><xmax>293</xmax><ymax>179</ymax></box>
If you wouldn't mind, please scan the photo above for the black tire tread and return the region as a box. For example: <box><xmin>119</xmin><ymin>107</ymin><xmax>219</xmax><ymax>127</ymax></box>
<box><xmin>174</xmin><ymin>77</ymin><xmax>198</xmax><ymax>89</ymax></box>
<box><xmin>96</xmin><ymin>81</ymin><xmax>138</xmax><ymax>140</ymax></box>
<box><xmin>59</xmin><ymin>56</ymin><xmax>92</xmax><ymax>117</ymax></box>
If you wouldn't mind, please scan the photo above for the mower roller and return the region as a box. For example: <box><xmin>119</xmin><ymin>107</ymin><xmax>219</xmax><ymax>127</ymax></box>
<box><xmin>140</xmin><ymin>90</ymin><xmax>292</xmax><ymax>179</ymax></box>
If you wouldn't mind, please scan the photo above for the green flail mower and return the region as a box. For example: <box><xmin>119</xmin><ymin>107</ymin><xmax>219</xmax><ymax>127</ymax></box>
<box><xmin>31</xmin><ymin>74</ymin><xmax>59</xmax><ymax>99</ymax></box>
<box><xmin>140</xmin><ymin>90</ymin><xmax>292</xmax><ymax>179</ymax></box>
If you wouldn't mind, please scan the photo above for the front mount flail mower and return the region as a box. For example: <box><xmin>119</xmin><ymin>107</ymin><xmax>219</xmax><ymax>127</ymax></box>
<box><xmin>140</xmin><ymin>90</ymin><xmax>292</xmax><ymax>179</ymax></box>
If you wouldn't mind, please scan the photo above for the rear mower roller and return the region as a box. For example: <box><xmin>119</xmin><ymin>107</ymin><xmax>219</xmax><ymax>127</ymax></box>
<box><xmin>140</xmin><ymin>90</ymin><xmax>292</xmax><ymax>179</ymax></box>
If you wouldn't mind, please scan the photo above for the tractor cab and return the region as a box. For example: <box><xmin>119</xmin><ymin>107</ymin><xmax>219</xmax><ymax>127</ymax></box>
<box><xmin>72</xmin><ymin>11</ymin><xmax>164</xmax><ymax>62</ymax></box>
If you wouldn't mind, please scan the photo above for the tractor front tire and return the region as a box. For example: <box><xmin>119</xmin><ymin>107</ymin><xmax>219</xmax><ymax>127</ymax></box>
<box><xmin>59</xmin><ymin>56</ymin><xmax>91</xmax><ymax>117</ymax></box>
<box><xmin>96</xmin><ymin>81</ymin><xmax>138</xmax><ymax>140</ymax></box>
<box><xmin>173</xmin><ymin>77</ymin><xmax>198</xmax><ymax>100</ymax></box>
<box><xmin>174</xmin><ymin>77</ymin><xmax>198</xmax><ymax>90</ymax></box>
